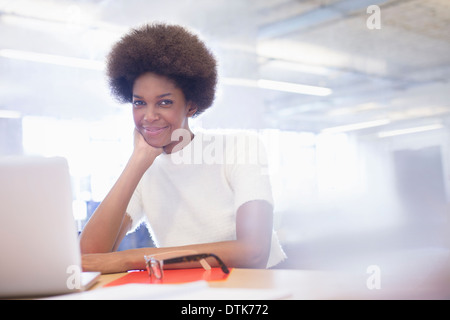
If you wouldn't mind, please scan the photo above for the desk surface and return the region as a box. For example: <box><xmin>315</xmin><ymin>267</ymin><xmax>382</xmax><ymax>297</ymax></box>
<box><xmin>89</xmin><ymin>267</ymin><xmax>450</xmax><ymax>300</ymax></box>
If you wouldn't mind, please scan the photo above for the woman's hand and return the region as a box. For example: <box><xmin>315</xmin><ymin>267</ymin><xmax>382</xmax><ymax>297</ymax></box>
<box><xmin>132</xmin><ymin>128</ymin><xmax>163</xmax><ymax>169</ymax></box>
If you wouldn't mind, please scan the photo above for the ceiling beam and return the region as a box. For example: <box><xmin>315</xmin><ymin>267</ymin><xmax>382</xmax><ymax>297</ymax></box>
<box><xmin>258</xmin><ymin>0</ymin><xmax>391</xmax><ymax>39</ymax></box>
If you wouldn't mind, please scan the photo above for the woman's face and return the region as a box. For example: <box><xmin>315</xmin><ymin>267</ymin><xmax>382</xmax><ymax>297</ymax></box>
<box><xmin>132</xmin><ymin>72</ymin><xmax>197</xmax><ymax>153</ymax></box>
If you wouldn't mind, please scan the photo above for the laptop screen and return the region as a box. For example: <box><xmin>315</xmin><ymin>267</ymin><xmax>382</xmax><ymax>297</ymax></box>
<box><xmin>0</xmin><ymin>156</ymin><xmax>83</xmax><ymax>297</ymax></box>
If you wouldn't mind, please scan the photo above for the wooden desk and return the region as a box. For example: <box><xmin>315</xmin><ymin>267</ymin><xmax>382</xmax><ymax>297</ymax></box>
<box><xmin>88</xmin><ymin>267</ymin><xmax>450</xmax><ymax>299</ymax></box>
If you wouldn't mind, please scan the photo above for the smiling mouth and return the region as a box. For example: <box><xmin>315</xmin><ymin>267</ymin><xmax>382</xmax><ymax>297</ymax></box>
<box><xmin>142</xmin><ymin>126</ymin><xmax>168</xmax><ymax>136</ymax></box>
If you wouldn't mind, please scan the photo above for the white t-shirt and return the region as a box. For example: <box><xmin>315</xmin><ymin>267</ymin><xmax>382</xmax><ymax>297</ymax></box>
<box><xmin>126</xmin><ymin>130</ymin><xmax>286</xmax><ymax>268</ymax></box>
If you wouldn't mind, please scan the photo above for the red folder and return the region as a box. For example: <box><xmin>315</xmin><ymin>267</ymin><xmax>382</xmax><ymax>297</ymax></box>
<box><xmin>104</xmin><ymin>268</ymin><xmax>231</xmax><ymax>287</ymax></box>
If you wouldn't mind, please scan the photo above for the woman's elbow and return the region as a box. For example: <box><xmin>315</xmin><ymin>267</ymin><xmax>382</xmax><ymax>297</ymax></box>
<box><xmin>241</xmin><ymin>243</ymin><xmax>270</xmax><ymax>268</ymax></box>
<box><xmin>79</xmin><ymin>233</ymin><xmax>109</xmax><ymax>254</ymax></box>
<box><xmin>79</xmin><ymin>237</ymin><xmax>97</xmax><ymax>254</ymax></box>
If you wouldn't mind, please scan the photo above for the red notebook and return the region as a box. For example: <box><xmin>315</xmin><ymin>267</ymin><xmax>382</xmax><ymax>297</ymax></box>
<box><xmin>104</xmin><ymin>268</ymin><xmax>232</xmax><ymax>287</ymax></box>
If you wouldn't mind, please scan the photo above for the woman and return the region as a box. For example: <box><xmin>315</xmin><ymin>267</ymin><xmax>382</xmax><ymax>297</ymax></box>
<box><xmin>80</xmin><ymin>23</ymin><xmax>285</xmax><ymax>274</ymax></box>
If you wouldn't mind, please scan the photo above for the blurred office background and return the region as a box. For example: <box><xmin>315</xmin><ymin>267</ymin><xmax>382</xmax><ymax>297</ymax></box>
<box><xmin>1</xmin><ymin>0</ymin><xmax>449</xmax><ymax>278</ymax></box>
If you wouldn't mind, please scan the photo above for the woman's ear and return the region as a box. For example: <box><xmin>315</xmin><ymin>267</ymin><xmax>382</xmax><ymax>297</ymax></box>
<box><xmin>187</xmin><ymin>102</ymin><xmax>198</xmax><ymax>117</ymax></box>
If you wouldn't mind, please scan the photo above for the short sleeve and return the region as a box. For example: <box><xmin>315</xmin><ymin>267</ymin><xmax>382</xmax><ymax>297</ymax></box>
<box><xmin>126</xmin><ymin>180</ymin><xmax>145</xmax><ymax>233</ymax></box>
<box><xmin>225</xmin><ymin>132</ymin><xmax>274</xmax><ymax>211</ymax></box>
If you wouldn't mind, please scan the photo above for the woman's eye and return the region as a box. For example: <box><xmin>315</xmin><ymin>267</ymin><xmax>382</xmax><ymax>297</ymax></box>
<box><xmin>158</xmin><ymin>100</ymin><xmax>173</xmax><ymax>107</ymax></box>
<box><xmin>132</xmin><ymin>100</ymin><xmax>145</xmax><ymax>108</ymax></box>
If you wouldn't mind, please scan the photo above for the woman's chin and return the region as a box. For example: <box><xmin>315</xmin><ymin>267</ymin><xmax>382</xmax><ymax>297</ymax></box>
<box><xmin>143</xmin><ymin>137</ymin><xmax>166</xmax><ymax>149</ymax></box>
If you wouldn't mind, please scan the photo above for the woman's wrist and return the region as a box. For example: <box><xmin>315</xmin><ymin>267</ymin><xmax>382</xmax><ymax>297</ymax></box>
<box><xmin>82</xmin><ymin>251</ymin><xmax>134</xmax><ymax>274</ymax></box>
<box><xmin>130</xmin><ymin>146</ymin><xmax>162</xmax><ymax>171</ymax></box>
<box><xmin>121</xmin><ymin>248</ymin><xmax>156</xmax><ymax>271</ymax></box>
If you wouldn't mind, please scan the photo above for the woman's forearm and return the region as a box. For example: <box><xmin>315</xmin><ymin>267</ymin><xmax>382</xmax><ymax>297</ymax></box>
<box><xmin>79</xmin><ymin>154</ymin><xmax>153</xmax><ymax>254</ymax></box>
<box><xmin>82</xmin><ymin>238</ymin><xmax>269</xmax><ymax>274</ymax></box>
<box><xmin>81</xmin><ymin>200</ymin><xmax>273</xmax><ymax>274</ymax></box>
<box><xmin>80</xmin><ymin>130</ymin><xmax>163</xmax><ymax>254</ymax></box>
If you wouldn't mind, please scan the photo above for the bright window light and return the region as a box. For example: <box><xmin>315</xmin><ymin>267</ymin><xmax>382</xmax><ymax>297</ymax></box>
<box><xmin>22</xmin><ymin>115</ymin><xmax>133</xmax><ymax>203</ymax></box>
<box><xmin>72</xmin><ymin>199</ymin><xmax>87</xmax><ymax>221</ymax></box>
<box><xmin>0</xmin><ymin>109</ymin><xmax>21</xmax><ymax>119</ymax></box>
<box><xmin>315</xmin><ymin>133</ymin><xmax>360</xmax><ymax>196</ymax></box>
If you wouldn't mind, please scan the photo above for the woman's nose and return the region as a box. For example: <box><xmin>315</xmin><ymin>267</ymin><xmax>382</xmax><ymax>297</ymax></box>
<box><xmin>143</xmin><ymin>105</ymin><xmax>159</xmax><ymax>122</ymax></box>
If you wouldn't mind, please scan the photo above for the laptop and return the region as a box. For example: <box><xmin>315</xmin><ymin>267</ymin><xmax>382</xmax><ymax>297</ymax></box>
<box><xmin>0</xmin><ymin>156</ymin><xmax>99</xmax><ymax>298</ymax></box>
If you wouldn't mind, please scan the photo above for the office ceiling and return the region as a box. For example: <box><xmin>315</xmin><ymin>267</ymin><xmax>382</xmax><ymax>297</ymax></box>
<box><xmin>0</xmin><ymin>0</ymin><xmax>449</xmax><ymax>134</ymax></box>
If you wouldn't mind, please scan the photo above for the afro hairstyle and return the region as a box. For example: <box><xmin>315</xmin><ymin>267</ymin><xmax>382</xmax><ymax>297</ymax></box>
<box><xmin>106</xmin><ymin>23</ymin><xmax>218</xmax><ymax>116</ymax></box>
